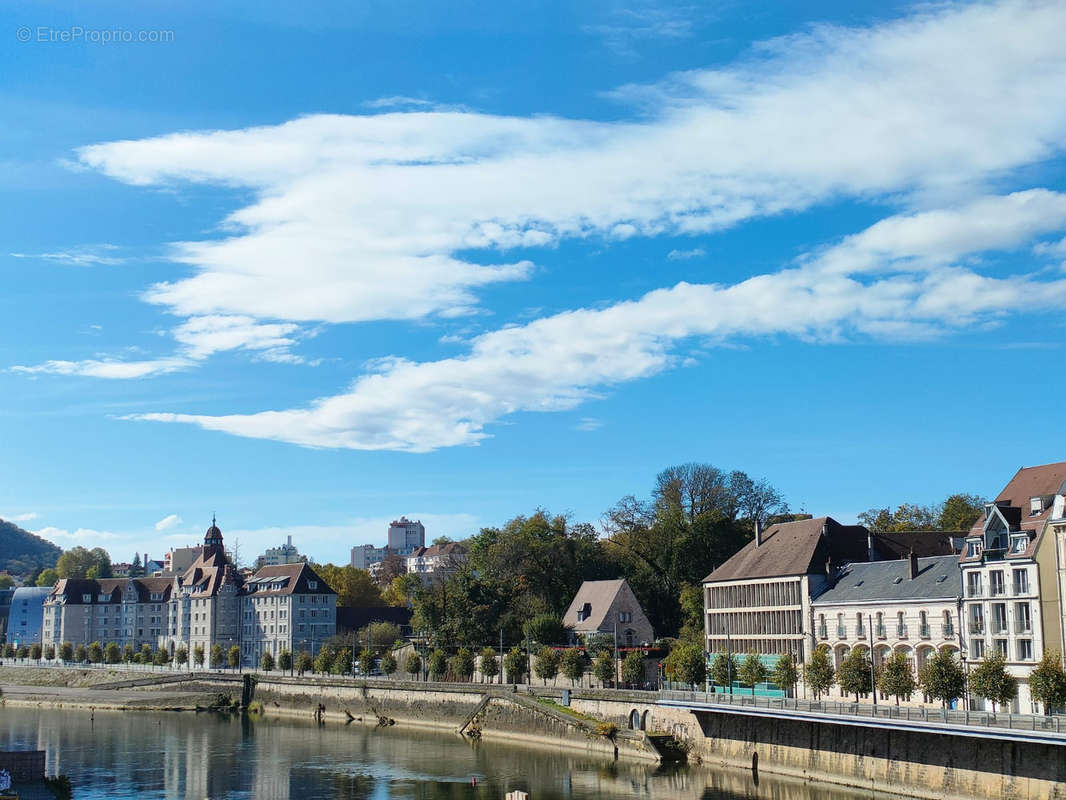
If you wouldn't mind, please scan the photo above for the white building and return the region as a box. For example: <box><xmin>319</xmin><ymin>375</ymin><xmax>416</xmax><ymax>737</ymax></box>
<box><xmin>350</xmin><ymin>516</ymin><xmax>427</xmax><ymax>571</ymax></box>
<box><xmin>258</xmin><ymin>536</ymin><xmax>304</xmax><ymax>567</ymax></box>
<box><xmin>960</xmin><ymin>462</ymin><xmax>1066</xmax><ymax>713</ymax></box>
<box><xmin>240</xmin><ymin>562</ymin><xmax>337</xmax><ymax>664</ymax></box>
<box><xmin>406</xmin><ymin>542</ymin><xmax>467</xmax><ymax>579</ymax></box>
<box><xmin>812</xmin><ymin>553</ymin><xmax>963</xmax><ymax>701</ymax></box>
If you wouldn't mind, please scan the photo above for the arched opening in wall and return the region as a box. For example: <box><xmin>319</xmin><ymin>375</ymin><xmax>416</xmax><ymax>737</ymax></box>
<box><xmin>833</xmin><ymin>644</ymin><xmax>850</xmax><ymax>671</ymax></box>
<box><xmin>873</xmin><ymin>644</ymin><xmax>891</xmax><ymax>669</ymax></box>
<box><xmin>640</xmin><ymin>710</ymin><xmax>649</xmax><ymax>731</ymax></box>
<box><xmin>915</xmin><ymin>645</ymin><xmax>935</xmax><ymax>673</ymax></box>
<box><xmin>629</xmin><ymin>709</ymin><xmax>642</xmax><ymax>730</ymax></box>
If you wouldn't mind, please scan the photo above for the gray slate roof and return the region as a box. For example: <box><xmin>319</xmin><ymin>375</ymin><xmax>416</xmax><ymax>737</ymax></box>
<box><xmin>813</xmin><ymin>555</ymin><xmax>961</xmax><ymax>604</ymax></box>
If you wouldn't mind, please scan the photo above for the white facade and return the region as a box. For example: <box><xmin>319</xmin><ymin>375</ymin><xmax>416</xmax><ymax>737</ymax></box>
<box><xmin>704</xmin><ymin>574</ymin><xmax>817</xmax><ymax>662</ymax></box>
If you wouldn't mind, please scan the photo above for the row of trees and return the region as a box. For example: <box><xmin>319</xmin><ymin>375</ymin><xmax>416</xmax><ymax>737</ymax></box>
<box><xmin>857</xmin><ymin>494</ymin><xmax>986</xmax><ymax>534</ymax></box>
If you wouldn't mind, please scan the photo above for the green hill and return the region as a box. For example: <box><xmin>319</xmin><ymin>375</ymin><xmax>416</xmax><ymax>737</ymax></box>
<box><xmin>0</xmin><ymin>518</ymin><xmax>62</xmax><ymax>577</ymax></box>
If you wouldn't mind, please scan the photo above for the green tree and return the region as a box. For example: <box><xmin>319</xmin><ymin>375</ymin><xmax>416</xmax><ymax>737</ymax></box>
<box><xmin>16</xmin><ymin>645</ymin><xmax>28</xmax><ymax>659</ymax></box>
<box><xmin>74</xmin><ymin>644</ymin><xmax>88</xmax><ymax>663</ymax></box>
<box><xmin>918</xmin><ymin>649</ymin><xmax>966</xmax><ymax>709</ymax></box>
<box><xmin>969</xmin><ymin>653</ymin><xmax>1018</xmax><ymax>713</ymax></box>
<box><xmin>428</xmin><ymin>648</ymin><xmax>448</xmax><ymax>680</ymax></box>
<box><xmin>227</xmin><ymin>646</ymin><xmax>241</xmax><ymax>670</ymax></box>
<box><xmin>358</xmin><ymin>647</ymin><xmax>375</xmax><ymax>675</ymax></box>
<box><xmin>174</xmin><ymin>646</ymin><xmax>188</xmax><ymax>668</ymax></box>
<box><xmin>314</xmin><ymin>647</ymin><xmax>334</xmax><ymax>674</ymax></box>
<box><xmin>260</xmin><ymin>652</ymin><xmax>275</xmax><ymax>672</ymax></box>
<box><xmin>295</xmin><ymin>651</ymin><xmax>313</xmax><ymax>675</ymax></box>
<box><xmin>678</xmin><ymin>583</ymin><xmax>705</xmax><ymax>645</ymax></box>
<box><xmin>937</xmin><ymin>494</ymin><xmax>986</xmax><ymax>532</ymax></box>
<box><xmin>153</xmin><ymin>647</ymin><xmax>168</xmax><ymax>667</ymax></box>
<box><xmin>380</xmin><ymin>651</ymin><xmax>397</xmax><ymax>677</ymax></box>
<box><xmin>803</xmin><ymin>645</ymin><xmax>835</xmax><ymax>700</ymax></box>
<box><xmin>772</xmin><ymin>654</ymin><xmax>799</xmax><ymax>695</ymax></box>
<box><xmin>710</xmin><ymin>652</ymin><xmax>738</xmax><ymax>692</ymax></box>
<box><xmin>878</xmin><ymin>652</ymin><xmax>916</xmax><ymax>706</ymax></box>
<box><xmin>621</xmin><ymin>650</ymin><xmax>645</xmax><ymax>687</ymax></box>
<box><xmin>193</xmin><ymin>645</ymin><xmax>205</xmax><ymax>668</ymax></box>
<box><xmin>522</xmin><ymin>614</ymin><xmax>569</xmax><ymax>646</ymax></box>
<box><xmin>504</xmin><ymin>646</ymin><xmax>527</xmax><ymax>683</ymax></box>
<box><xmin>671</xmin><ymin>643</ymin><xmax>708</xmax><ymax>688</ymax></box>
<box><xmin>535</xmin><ymin>646</ymin><xmax>560</xmax><ymax>686</ymax></box>
<box><xmin>210</xmin><ymin>644</ymin><xmax>224</xmax><ymax>668</ymax></box>
<box><xmin>404</xmin><ymin>652</ymin><xmax>422</xmax><ymax>679</ymax></box>
<box><xmin>314</xmin><ymin>563</ymin><xmax>384</xmax><ymax>608</ymax></box>
<box><xmin>122</xmin><ymin>643</ymin><xmax>135</xmax><ymax>664</ymax></box>
<box><xmin>278</xmin><ymin>649</ymin><xmax>292</xmax><ymax>672</ymax></box>
<box><xmin>738</xmin><ymin>652</ymin><xmax>768</xmax><ymax>696</ymax></box>
<box><xmin>359</xmin><ymin>621</ymin><xmax>402</xmax><ymax>652</ymax></box>
<box><xmin>0</xmin><ymin>574</ymin><xmax>14</xmax><ymax>590</ymax></box>
<box><xmin>59</xmin><ymin>641</ymin><xmax>74</xmax><ymax>662</ymax></box>
<box><xmin>29</xmin><ymin>643</ymin><xmax>42</xmax><ymax>661</ymax></box>
<box><xmin>559</xmin><ymin>648</ymin><xmax>587</xmax><ymax>687</ymax></box>
<box><xmin>836</xmin><ymin>648</ymin><xmax>872</xmax><ymax>701</ymax></box>
<box><xmin>452</xmin><ymin>647</ymin><xmax>476</xmax><ymax>682</ymax></box>
<box><xmin>479</xmin><ymin>647</ymin><xmax>499</xmax><ymax>683</ymax></box>
<box><xmin>593</xmin><ymin>650</ymin><xmax>615</xmax><ymax>687</ymax></box>
<box><xmin>129</xmin><ymin>553</ymin><xmax>143</xmax><ymax>578</ymax></box>
<box><xmin>55</xmin><ymin>546</ymin><xmax>112</xmax><ymax>579</ymax></box>
<box><xmin>44</xmin><ymin>644</ymin><xmax>55</xmax><ymax>661</ymax></box>
<box><xmin>88</xmin><ymin>641</ymin><xmax>104</xmax><ymax>664</ymax></box>
<box><xmin>35</xmin><ymin>568</ymin><xmax>59</xmax><ymax>587</ymax></box>
<box><xmin>1029</xmin><ymin>650</ymin><xmax>1066</xmax><ymax>714</ymax></box>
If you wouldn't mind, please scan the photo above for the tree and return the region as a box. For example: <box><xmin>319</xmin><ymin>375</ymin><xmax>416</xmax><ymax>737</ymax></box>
<box><xmin>358</xmin><ymin>647</ymin><xmax>375</xmax><ymax>675</ymax></box>
<box><xmin>404</xmin><ymin>652</ymin><xmax>422</xmax><ymax>679</ymax></box>
<box><xmin>295</xmin><ymin>651</ymin><xmax>313</xmax><ymax>675</ymax></box>
<box><xmin>593</xmin><ymin>650</ymin><xmax>615</xmax><ymax>687</ymax></box>
<box><xmin>59</xmin><ymin>641</ymin><xmax>74</xmax><ymax>662</ymax></box>
<box><xmin>88</xmin><ymin>641</ymin><xmax>104</xmax><ymax>664</ymax></box>
<box><xmin>678</xmin><ymin>583</ymin><xmax>704</xmax><ymax>645</ymax></box>
<box><xmin>278</xmin><ymin>649</ymin><xmax>292</xmax><ymax>672</ymax></box>
<box><xmin>479</xmin><ymin>647</ymin><xmax>499</xmax><ymax>683</ymax></box>
<box><xmin>16</xmin><ymin>645</ymin><xmax>28</xmax><ymax>659</ymax></box>
<box><xmin>0</xmin><ymin>574</ymin><xmax>13</xmax><ymax>590</ymax></box>
<box><xmin>29</xmin><ymin>643</ymin><xmax>42</xmax><ymax>661</ymax></box>
<box><xmin>451</xmin><ymin>647</ymin><xmax>476</xmax><ymax>682</ymax></box>
<box><xmin>173</xmin><ymin>645</ymin><xmax>188</xmax><ymax>668</ymax></box>
<box><xmin>878</xmin><ymin>652</ymin><xmax>916</xmax><ymax>705</ymax></box>
<box><xmin>918</xmin><ymin>649</ymin><xmax>966</xmax><ymax>709</ymax></box>
<box><xmin>227</xmin><ymin>646</ymin><xmax>241</xmax><ymax>670</ymax></box>
<box><xmin>359</xmin><ymin>621</ymin><xmax>402</xmax><ymax>653</ymax></box>
<box><xmin>122</xmin><ymin>644</ymin><xmax>135</xmax><ymax>663</ymax></box>
<box><xmin>772</xmin><ymin>654</ymin><xmax>799</xmax><ymax>696</ymax></box>
<box><xmin>671</xmin><ymin>643</ymin><xmax>708</xmax><ymax>688</ymax></box>
<box><xmin>1029</xmin><ymin>650</ymin><xmax>1066</xmax><ymax>714</ymax></box>
<box><xmin>56</xmin><ymin>547</ymin><xmax>112</xmax><ymax>580</ymax></box>
<box><xmin>375</xmin><ymin>554</ymin><xmax>407</xmax><ymax>587</ymax></box>
<box><xmin>504</xmin><ymin>646</ymin><xmax>527</xmax><ymax>683</ymax></box>
<box><xmin>969</xmin><ymin>653</ymin><xmax>1018</xmax><ymax>713</ymax></box>
<box><xmin>739</xmin><ymin>652</ymin><xmax>768</xmax><ymax>696</ymax></box>
<box><xmin>210</xmin><ymin>644</ymin><xmax>224</xmax><ymax>669</ymax></box>
<box><xmin>74</xmin><ymin>645</ymin><xmax>88</xmax><ymax>663</ymax></box>
<box><xmin>193</xmin><ymin>645</ymin><xmax>205</xmax><ymax>668</ymax></box>
<box><xmin>155</xmin><ymin>647</ymin><xmax>171</xmax><ymax>667</ymax></box>
<box><xmin>836</xmin><ymin>648</ymin><xmax>873</xmax><ymax>701</ymax></box>
<box><xmin>710</xmin><ymin>653</ymin><xmax>738</xmax><ymax>692</ymax></box>
<box><xmin>560</xmin><ymin>648</ymin><xmax>587</xmax><ymax>687</ymax></box>
<box><xmin>314</xmin><ymin>564</ymin><xmax>384</xmax><ymax>608</ymax></box>
<box><xmin>260</xmin><ymin>652</ymin><xmax>275</xmax><ymax>672</ymax></box>
<box><xmin>938</xmin><ymin>494</ymin><xmax>986</xmax><ymax>531</ymax></box>
<box><xmin>380</xmin><ymin>651</ymin><xmax>397</xmax><ymax>677</ymax></box>
<box><xmin>804</xmin><ymin>645</ymin><xmax>836</xmax><ymax>700</ymax></box>
<box><xmin>129</xmin><ymin>553</ymin><xmax>143</xmax><ymax>578</ymax></box>
<box><xmin>314</xmin><ymin>648</ymin><xmax>334</xmax><ymax>674</ymax></box>
<box><xmin>44</xmin><ymin>645</ymin><xmax>55</xmax><ymax>661</ymax></box>
<box><xmin>428</xmin><ymin>648</ymin><xmax>448</xmax><ymax>681</ymax></box>
<box><xmin>621</xmin><ymin>650</ymin><xmax>645</xmax><ymax>687</ymax></box>
<box><xmin>140</xmin><ymin>643</ymin><xmax>154</xmax><ymax>664</ymax></box>
<box><xmin>383</xmin><ymin>572</ymin><xmax>423</xmax><ymax>608</ymax></box>
<box><xmin>522</xmin><ymin>614</ymin><xmax>569</xmax><ymax>647</ymax></box>
<box><xmin>535</xmin><ymin>646</ymin><xmax>560</xmax><ymax>686</ymax></box>
<box><xmin>35</xmin><ymin>568</ymin><xmax>59</xmax><ymax>587</ymax></box>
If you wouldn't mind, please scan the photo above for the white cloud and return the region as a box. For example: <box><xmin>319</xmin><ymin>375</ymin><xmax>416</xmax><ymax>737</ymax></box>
<box><xmin>35</xmin><ymin>526</ymin><xmax>121</xmax><ymax>543</ymax></box>
<box><xmin>2</xmin><ymin>512</ymin><xmax>39</xmax><ymax>523</ymax></box>
<box><xmin>154</xmin><ymin>514</ymin><xmax>183</xmax><ymax>532</ymax></box>
<box><xmin>362</xmin><ymin>96</ymin><xmax>435</xmax><ymax>110</ymax></box>
<box><xmin>129</xmin><ymin>191</ymin><xmax>1066</xmax><ymax>451</ymax></box>
<box><xmin>667</xmin><ymin>248</ymin><xmax>706</xmax><ymax>260</ymax></box>
<box><xmin>575</xmin><ymin>417</ymin><xmax>605</xmax><ymax>432</ymax></box>
<box><xmin>10</xmin><ymin>245</ymin><xmax>125</xmax><ymax>266</ymax></box>
<box><xmin>11</xmin><ymin>357</ymin><xmax>194</xmax><ymax>379</ymax></box>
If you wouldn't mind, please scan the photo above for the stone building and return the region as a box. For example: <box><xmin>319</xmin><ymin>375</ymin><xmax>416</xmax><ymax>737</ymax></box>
<box><xmin>240</xmin><ymin>562</ymin><xmax>337</xmax><ymax>664</ymax></box>
<box><xmin>562</xmin><ymin>579</ymin><xmax>655</xmax><ymax>647</ymax></box>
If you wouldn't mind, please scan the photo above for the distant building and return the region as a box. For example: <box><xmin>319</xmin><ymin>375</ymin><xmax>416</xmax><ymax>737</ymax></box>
<box><xmin>0</xmin><ymin>588</ymin><xmax>14</xmax><ymax>643</ymax></box>
<box><xmin>406</xmin><ymin>542</ymin><xmax>467</xmax><ymax>579</ymax></box>
<box><xmin>257</xmin><ymin>536</ymin><xmax>305</xmax><ymax>568</ymax></box>
<box><xmin>240</xmin><ymin>562</ymin><xmax>336</xmax><ymax>664</ymax></box>
<box><xmin>7</xmin><ymin>587</ymin><xmax>50</xmax><ymax>647</ymax></box>
<box><xmin>563</xmin><ymin>579</ymin><xmax>655</xmax><ymax>647</ymax></box>
<box><xmin>164</xmin><ymin>546</ymin><xmax>203</xmax><ymax>575</ymax></box>
<box><xmin>350</xmin><ymin>517</ymin><xmax>427</xmax><ymax>571</ymax></box>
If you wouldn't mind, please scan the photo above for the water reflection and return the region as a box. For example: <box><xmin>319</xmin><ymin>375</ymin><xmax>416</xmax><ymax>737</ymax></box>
<box><xmin>0</xmin><ymin>709</ymin><xmax>886</xmax><ymax>800</ymax></box>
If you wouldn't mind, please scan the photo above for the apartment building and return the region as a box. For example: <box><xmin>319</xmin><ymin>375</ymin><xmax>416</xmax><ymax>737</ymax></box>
<box><xmin>960</xmin><ymin>462</ymin><xmax>1066</xmax><ymax>712</ymax></box>
<box><xmin>406</xmin><ymin>542</ymin><xmax>467</xmax><ymax>579</ymax></box>
<box><xmin>350</xmin><ymin>517</ymin><xmax>426</xmax><ymax>570</ymax></box>
<box><xmin>44</xmin><ymin>575</ymin><xmax>174</xmax><ymax>650</ymax></box>
<box><xmin>812</xmin><ymin>553</ymin><xmax>963</xmax><ymax>690</ymax></box>
<box><xmin>240</xmin><ymin>562</ymin><xmax>337</xmax><ymax>664</ymax></box>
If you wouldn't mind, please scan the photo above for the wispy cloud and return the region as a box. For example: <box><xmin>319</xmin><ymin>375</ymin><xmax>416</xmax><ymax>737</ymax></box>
<box><xmin>9</xmin><ymin>245</ymin><xmax>126</xmax><ymax>266</ymax></box>
<box><xmin>2</xmin><ymin>512</ymin><xmax>39</xmax><ymax>523</ymax></box>
<box><xmin>362</xmin><ymin>96</ymin><xmax>435</xmax><ymax>110</ymax></box>
<box><xmin>575</xmin><ymin>417</ymin><xmax>605</xmax><ymax>432</ymax></box>
<box><xmin>667</xmin><ymin>248</ymin><xmax>705</xmax><ymax>260</ymax></box>
<box><xmin>154</xmin><ymin>514</ymin><xmax>183</xmax><ymax>531</ymax></box>
<box><xmin>584</xmin><ymin>5</ymin><xmax>697</xmax><ymax>57</ymax></box>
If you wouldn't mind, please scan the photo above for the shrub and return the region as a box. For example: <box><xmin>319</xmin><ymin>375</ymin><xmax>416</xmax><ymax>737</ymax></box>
<box><xmin>559</xmin><ymin>648</ymin><xmax>587</xmax><ymax>687</ymax></box>
<box><xmin>534</xmin><ymin>646</ymin><xmax>560</xmax><ymax>686</ymax></box>
<box><xmin>314</xmin><ymin>648</ymin><xmax>334</xmax><ymax>674</ymax></box>
<box><xmin>29</xmin><ymin>643</ymin><xmax>42</xmax><ymax>661</ymax></box>
<box><xmin>621</xmin><ymin>651</ymin><xmax>644</xmax><ymax>687</ymax></box>
<box><xmin>504</xmin><ymin>646</ymin><xmax>527</xmax><ymax>683</ymax></box>
<box><xmin>428</xmin><ymin>648</ymin><xmax>448</xmax><ymax>681</ymax></box>
<box><xmin>174</xmin><ymin>646</ymin><xmax>188</xmax><ymax>668</ymax></box>
<box><xmin>44</xmin><ymin>644</ymin><xmax>56</xmax><ymax>661</ymax></box>
<box><xmin>74</xmin><ymin>645</ymin><xmax>88</xmax><ymax>663</ymax></box>
<box><xmin>593</xmin><ymin>650</ymin><xmax>615</xmax><ymax>687</ymax></box>
<box><xmin>122</xmin><ymin>644</ymin><xmax>135</xmax><ymax>663</ymax></box>
<box><xmin>451</xmin><ymin>647</ymin><xmax>475</xmax><ymax>681</ymax></box>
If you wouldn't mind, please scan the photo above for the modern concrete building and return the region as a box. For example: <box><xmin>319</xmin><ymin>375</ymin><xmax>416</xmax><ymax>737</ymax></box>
<box><xmin>812</xmin><ymin>553</ymin><xmax>963</xmax><ymax>694</ymax></box>
<box><xmin>351</xmin><ymin>516</ymin><xmax>427</xmax><ymax>571</ymax></box>
<box><xmin>960</xmin><ymin>462</ymin><xmax>1066</xmax><ymax>712</ymax></box>
<box><xmin>257</xmin><ymin>536</ymin><xmax>305</xmax><ymax>567</ymax></box>
<box><xmin>702</xmin><ymin>517</ymin><xmax>872</xmax><ymax>663</ymax></box>
<box><xmin>563</xmin><ymin>579</ymin><xmax>655</xmax><ymax>647</ymax></box>
<box><xmin>240</xmin><ymin>562</ymin><xmax>337</xmax><ymax>664</ymax></box>
<box><xmin>6</xmin><ymin>586</ymin><xmax>51</xmax><ymax>648</ymax></box>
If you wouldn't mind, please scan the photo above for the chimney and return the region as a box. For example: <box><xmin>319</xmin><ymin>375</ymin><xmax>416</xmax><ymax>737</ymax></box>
<box><xmin>908</xmin><ymin>550</ymin><xmax>919</xmax><ymax>580</ymax></box>
<box><xmin>754</xmin><ymin>518</ymin><xmax>763</xmax><ymax>548</ymax></box>
<box><xmin>867</xmin><ymin>530</ymin><xmax>875</xmax><ymax>561</ymax></box>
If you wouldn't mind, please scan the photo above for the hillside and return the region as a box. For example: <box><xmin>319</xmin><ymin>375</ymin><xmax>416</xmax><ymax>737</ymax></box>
<box><xmin>0</xmin><ymin>518</ymin><xmax>62</xmax><ymax>577</ymax></box>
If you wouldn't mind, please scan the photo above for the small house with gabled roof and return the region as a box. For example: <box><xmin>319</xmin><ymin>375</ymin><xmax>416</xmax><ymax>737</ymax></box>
<box><xmin>562</xmin><ymin>579</ymin><xmax>654</xmax><ymax>647</ymax></box>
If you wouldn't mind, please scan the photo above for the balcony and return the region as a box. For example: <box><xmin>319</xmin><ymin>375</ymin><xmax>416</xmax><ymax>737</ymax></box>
<box><xmin>991</xmin><ymin>621</ymin><xmax>1009</xmax><ymax>635</ymax></box>
<box><xmin>966</xmin><ymin>585</ymin><xmax>984</xmax><ymax>598</ymax></box>
<box><xmin>876</xmin><ymin>624</ymin><xmax>887</xmax><ymax>639</ymax></box>
<box><xmin>919</xmin><ymin>623</ymin><xmax>931</xmax><ymax>639</ymax></box>
<box><xmin>1013</xmin><ymin>582</ymin><xmax>1029</xmax><ymax>596</ymax></box>
<box><xmin>968</xmin><ymin>621</ymin><xmax>985</xmax><ymax>635</ymax></box>
<box><xmin>942</xmin><ymin>623</ymin><xmax>955</xmax><ymax>638</ymax></box>
<box><xmin>990</xmin><ymin>584</ymin><xmax>1006</xmax><ymax>597</ymax></box>
<box><xmin>818</xmin><ymin>625</ymin><xmax>828</xmax><ymax>639</ymax></box>
<box><xmin>855</xmin><ymin>626</ymin><xmax>867</xmax><ymax>640</ymax></box>
<box><xmin>896</xmin><ymin>624</ymin><xmax>908</xmax><ymax>638</ymax></box>
<box><xmin>836</xmin><ymin>625</ymin><xmax>847</xmax><ymax>639</ymax></box>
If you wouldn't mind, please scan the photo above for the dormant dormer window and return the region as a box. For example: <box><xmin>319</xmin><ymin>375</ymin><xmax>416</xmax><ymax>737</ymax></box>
<box><xmin>82</xmin><ymin>594</ymin><xmax>93</xmax><ymax>603</ymax></box>
<box><xmin>150</xmin><ymin>592</ymin><xmax>163</xmax><ymax>601</ymax></box>
<box><xmin>577</xmin><ymin>602</ymin><xmax>592</xmax><ymax>622</ymax></box>
<box><xmin>965</xmin><ymin>539</ymin><xmax>981</xmax><ymax>558</ymax></box>
<box><xmin>1030</xmin><ymin>496</ymin><xmax>1044</xmax><ymax>516</ymax></box>
<box><xmin>98</xmin><ymin>593</ymin><xmax>110</xmax><ymax>602</ymax></box>
<box><xmin>1009</xmin><ymin>535</ymin><xmax>1028</xmax><ymax>555</ymax></box>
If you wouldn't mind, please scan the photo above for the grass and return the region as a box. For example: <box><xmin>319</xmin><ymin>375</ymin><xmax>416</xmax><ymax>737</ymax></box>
<box><xmin>533</xmin><ymin>697</ymin><xmax>602</xmax><ymax>724</ymax></box>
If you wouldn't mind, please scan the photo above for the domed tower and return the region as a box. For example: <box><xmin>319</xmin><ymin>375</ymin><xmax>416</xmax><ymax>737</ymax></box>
<box><xmin>203</xmin><ymin>514</ymin><xmax>224</xmax><ymax>559</ymax></box>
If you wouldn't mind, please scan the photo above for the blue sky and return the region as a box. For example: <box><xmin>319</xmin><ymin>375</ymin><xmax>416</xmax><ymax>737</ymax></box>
<box><xmin>2</xmin><ymin>0</ymin><xmax>1065</xmax><ymax>566</ymax></box>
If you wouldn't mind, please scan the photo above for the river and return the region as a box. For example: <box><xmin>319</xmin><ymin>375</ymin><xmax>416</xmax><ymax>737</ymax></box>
<box><xmin>0</xmin><ymin>707</ymin><xmax>889</xmax><ymax>799</ymax></box>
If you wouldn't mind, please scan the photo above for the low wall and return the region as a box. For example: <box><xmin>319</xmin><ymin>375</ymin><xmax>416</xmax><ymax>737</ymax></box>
<box><xmin>0</xmin><ymin>750</ymin><xmax>45</xmax><ymax>781</ymax></box>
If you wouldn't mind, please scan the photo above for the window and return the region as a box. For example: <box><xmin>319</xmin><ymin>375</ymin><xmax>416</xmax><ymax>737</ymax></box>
<box><xmin>82</xmin><ymin>594</ymin><xmax>93</xmax><ymax>603</ymax></box>
<box><xmin>619</xmin><ymin>611</ymin><xmax>632</xmax><ymax>623</ymax></box>
<box><xmin>577</xmin><ymin>602</ymin><xmax>592</xmax><ymax>622</ymax></box>
<box><xmin>971</xmin><ymin>639</ymin><xmax>985</xmax><ymax>659</ymax></box>
<box><xmin>307</xmin><ymin>580</ymin><xmax>318</xmax><ymax>590</ymax></box>
<box><xmin>992</xmin><ymin>603</ymin><xmax>1007</xmax><ymax>634</ymax></box>
<box><xmin>1018</xmin><ymin>639</ymin><xmax>1033</xmax><ymax>660</ymax></box>
<box><xmin>1010</xmin><ymin>535</ymin><xmax>1028</xmax><ymax>555</ymax></box>
<box><xmin>1012</xmin><ymin>568</ymin><xmax>1029</xmax><ymax>595</ymax></box>
<box><xmin>1015</xmin><ymin>602</ymin><xmax>1031</xmax><ymax>633</ymax></box>
<box><xmin>966</xmin><ymin>573</ymin><xmax>982</xmax><ymax>597</ymax></box>
<box><xmin>994</xmin><ymin>639</ymin><xmax>1008</xmax><ymax>657</ymax></box>
<box><xmin>989</xmin><ymin>571</ymin><xmax>1005</xmax><ymax>596</ymax></box>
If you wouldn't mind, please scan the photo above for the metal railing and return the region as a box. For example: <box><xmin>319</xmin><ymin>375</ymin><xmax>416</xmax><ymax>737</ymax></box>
<box><xmin>855</xmin><ymin>626</ymin><xmax>866</xmax><ymax>640</ymax></box>
<box><xmin>1013</xmin><ymin>582</ymin><xmax>1029</xmax><ymax>596</ymax></box>
<box><xmin>919</xmin><ymin>624</ymin><xmax>931</xmax><ymax>639</ymax></box>
<box><xmin>836</xmin><ymin>625</ymin><xmax>846</xmax><ymax>638</ymax></box>
<box><xmin>876</xmin><ymin>624</ymin><xmax>886</xmax><ymax>639</ymax></box>
<box><xmin>967</xmin><ymin>585</ymin><xmax>984</xmax><ymax>598</ymax></box>
<box><xmin>818</xmin><ymin>625</ymin><xmax>828</xmax><ymax>639</ymax></box>
<box><xmin>969</xmin><ymin>621</ymin><xmax>985</xmax><ymax>634</ymax></box>
<box><xmin>942</xmin><ymin>623</ymin><xmax>954</xmax><ymax>638</ymax></box>
<box><xmin>896</xmin><ymin>624</ymin><xmax>908</xmax><ymax>638</ymax></box>
<box><xmin>1016</xmin><ymin>621</ymin><xmax>1032</xmax><ymax>634</ymax></box>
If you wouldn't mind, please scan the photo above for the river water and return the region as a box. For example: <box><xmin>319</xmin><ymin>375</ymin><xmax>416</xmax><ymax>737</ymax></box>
<box><xmin>0</xmin><ymin>708</ymin><xmax>886</xmax><ymax>799</ymax></box>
